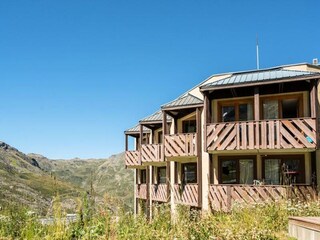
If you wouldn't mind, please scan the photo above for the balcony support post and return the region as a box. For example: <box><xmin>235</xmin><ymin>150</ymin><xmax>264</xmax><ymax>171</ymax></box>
<box><xmin>254</xmin><ymin>87</ymin><xmax>260</xmax><ymax>149</ymax></box>
<box><xmin>196</xmin><ymin>107</ymin><xmax>202</xmax><ymax>208</ymax></box>
<box><xmin>125</xmin><ymin>134</ymin><xmax>128</xmax><ymax>151</ymax></box>
<box><xmin>139</xmin><ymin>124</ymin><xmax>143</xmax><ymax>165</ymax></box>
<box><xmin>162</xmin><ymin>111</ymin><xmax>171</xmax><ymax>203</ymax></box>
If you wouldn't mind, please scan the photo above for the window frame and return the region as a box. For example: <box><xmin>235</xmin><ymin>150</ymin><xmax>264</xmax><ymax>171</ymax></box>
<box><xmin>260</xmin><ymin>93</ymin><xmax>303</xmax><ymax>120</ymax></box>
<box><xmin>218</xmin><ymin>98</ymin><xmax>254</xmax><ymax>123</ymax></box>
<box><xmin>181</xmin><ymin>162</ymin><xmax>197</xmax><ymax>184</ymax></box>
<box><xmin>262</xmin><ymin>155</ymin><xmax>305</xmax><ymax>184</ymax></box>
<box><xmin>218</xmin><ymin>156</ymin><xmax>257</xmax><ymax>184</ymax></box>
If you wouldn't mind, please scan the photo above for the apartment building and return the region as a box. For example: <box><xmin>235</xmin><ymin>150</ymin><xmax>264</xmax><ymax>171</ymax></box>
<box><xmin>124</xmin><ymin>62</ymin><xmax>320</xmax><ymax>217</ymax></box>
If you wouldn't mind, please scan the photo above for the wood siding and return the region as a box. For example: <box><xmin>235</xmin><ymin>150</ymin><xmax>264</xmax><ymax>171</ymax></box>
<box><xmin>173</xmin><ymin>184</ymin><xmax>198</xmax><ymax>207</ymax></box>
<box><xmin>207</xmin><ymin>118</ymin><xmax>316</xmax><ymax>151</ymax></box>
<box><xmin>164</xmin><ymin>133</ymin><xmax>197</xmax><ymax>158</ymax></box>
<box><xmin>125</xmin><ymin>150</ymin><xmax>140</xmax><ymax>166</ymax></box>
<box><xmin>141</xmin><ymin>144</ymin><xmax>163</xmax><ymax>163</ymax></box>
<box><xmin>151</xmin><ymin>184</ymin><xmax>168</xmax><ymax>202</ymax></box>
<box><xmin>209</xmin><ymin>184</ymin><xmax>317</xmax><ymax>211</ymax></box>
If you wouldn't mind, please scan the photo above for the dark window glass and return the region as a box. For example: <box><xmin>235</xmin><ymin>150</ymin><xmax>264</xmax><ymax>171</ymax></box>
<box><xmin>239</xmin><ymin>103</ymin><xmax>253</xmax><ymax>121</ymax></box>
<box><xmin>282</xmin><ymin>99</ymin><xmax>299</xmax><ymax>118</ymax></box>
<box><xmin>141</xmin><ymin>169</ymin><xmax>147</xmax><ymax>184</ymax></box>
<box><xmin>221</xmin><ymin>160</ymin><xmax>237</xmax><ymax>184</ymax></box>
<box><xmin>157</xmin><ymin>167</ymin><xmax>166</xmax><ymax>184</ymax></box>
<box><xmin>222</xmin><ymin>106</ymin><xmax>235</xmax><ymax>122</ymax></box>
<box><xmin>182</xmin><ymin>163</ymin><xmax>197</xmax><ymax>184</ymax></box>
<box><xmin>158</xmin><ymin>131</ymin><xmax>163</xmax><ymax>144</ymax></box>
<box><xmin>183</xmin><ymin>120</ymin><xmax>196</xmax><ymax>133</ymax></box>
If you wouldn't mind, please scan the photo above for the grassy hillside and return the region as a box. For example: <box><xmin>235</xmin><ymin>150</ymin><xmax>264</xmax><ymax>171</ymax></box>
<box><xmin>0</xmin><ymin>142</ymin><xmax>82</xmax><ymax>215</ymax></box>
<box><xmin>0</xmin><ymin>141</ymin><xmax>133</xmax><ymax>215</ymax></box>
<box><xmin>36</xmin><ymin>153</ymin><xmax>134</xmax><ymax>209</ymax></box>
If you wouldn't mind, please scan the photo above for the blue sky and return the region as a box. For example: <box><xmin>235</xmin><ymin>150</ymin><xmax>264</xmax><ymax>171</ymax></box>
<box><xmin>0</xmin><ymin>1</ymin><xmax>319</xmax><ymax>159</ymax></box>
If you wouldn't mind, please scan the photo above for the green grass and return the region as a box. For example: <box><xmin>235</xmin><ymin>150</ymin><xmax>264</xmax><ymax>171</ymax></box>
<box><xmin>1</xmin><ymin>199</ymin><xmax>320</xmax><ymax>239</ymax></box>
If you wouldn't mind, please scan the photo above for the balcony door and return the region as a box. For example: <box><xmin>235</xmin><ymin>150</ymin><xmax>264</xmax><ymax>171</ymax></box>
<box><xmin>219</xmin><ymin>156</ymin><xmax>255</xmax><ymax>184</ymax></box>
<box><xmin>219</xmin><ymin>100</ymin><xmax>253</xmax><ymax>122</ymax></box>
<box><xmin>262</xmin><ymin>95</ymin><xmax>302</xmax><ymax>120</ymax></box>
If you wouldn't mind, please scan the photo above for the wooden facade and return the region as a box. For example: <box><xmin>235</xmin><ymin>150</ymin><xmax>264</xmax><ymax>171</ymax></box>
<box><xmin>164</xmin><ymin>133</ymin><xmax>197</xmax><ymax>158</ymax></box>
<box><xmin>125</xmin><ymin>63</ymin><xmax>320</xmax><ymax>216</ymax></box>
<box><xmin>209</xmin><ymin>184</ymin><xmax>317</xmax><ymax>212</ymax></box>
<box><xmin>207</xmin><ymin>118</ymin><xmax>317</xmax><ymax>152</ymax></box>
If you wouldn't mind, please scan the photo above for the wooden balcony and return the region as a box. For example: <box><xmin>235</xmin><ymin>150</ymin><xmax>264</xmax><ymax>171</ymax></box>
<box><xmin>209</xmin><ymin>184</ymin><xmax>317</xmax><ymax>212</ymax></box>
<box><xmin>141</xmin><ymin>144</ymin><xmax>163</xmax><ymax>163</ymax></box>
<box><xmin>164</xmin><ymin>133</ymin><xmax>197</xmax><ymax>158</ymax></box>
<box><xmin>136</xmin><ymin>184</ymin><xmax>147</xmax><ymax>199</ymax></box>
<box><xmin>151</xmin><ymin>184</ymin><xmax>168</xmax><ymax>202</ymax></box>
<box><xmin>125</xmin><ymin>150</ymin><xmax>140</xmax><ymax>167</ymax></box>
<box><xmin>173</xmin><ymin>184</ymin><xmax>198</xmax><ymax>207</ymax></box>
<box><xmin>207</xmin><ymin>118</ymin><xmax>316</xmax><ymax>152</ymax></box>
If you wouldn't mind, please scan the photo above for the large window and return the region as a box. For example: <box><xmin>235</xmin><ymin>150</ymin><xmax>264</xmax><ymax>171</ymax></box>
<box><xmin>140</xmin><ymin>169</ymin><xmax>147</xmax><ymax>184</ymax></box>
<box><xmin>262</xmin><ymin>95</ymin><xmax>302</xmax><ymax>120</ymax></box>
<box><xmin>219</xmin><ymin>157</ymin><xmax>255</xmax><ymax>184</ymax></box>
<box><xmin>182</xmin><ymin>120</ymin><xmax>196</xmax><ymax>133</ymax></box>
<box><xmin>219</xmin><ymin>100</ymin><xmax>253</xmax><ymax>122</ymax></box>
<box><xmin>263</xmin><ymin>155</ymin><xmax>305</xmax><ymax>185</ymax></box>
<box><xmin>182</xmin><ymin>163</ymin><xmax>197</xmax><ymax>184</ymax></box>
<box><xmin>157</xmin><ymin>167</ymin><xmax>166</xmax><ymax>184</ymax></box>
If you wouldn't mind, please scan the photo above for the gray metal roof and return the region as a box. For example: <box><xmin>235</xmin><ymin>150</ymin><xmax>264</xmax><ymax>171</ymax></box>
<box><xmin>161</xmin><ymin>93</ymin><xmax>203</xmax><ymax>109</ymax></box>
<box><xmin>139</xmin><ymin>110</ymin><xmax>172</xmax><ymax>123</ymax></box>
<box><xmin>125</xmin><ymin>125</ymin><xmax>150</xmax><ymax>134</ymax></box>
<box><xmin>201</xmin><ymin>68</ymin><xmax>320</xmax><ymax>90</ymax></box>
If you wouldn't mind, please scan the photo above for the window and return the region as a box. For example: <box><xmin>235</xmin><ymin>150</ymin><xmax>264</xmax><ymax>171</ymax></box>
<box><xmin>182</xmin><ymin>163</ymin><xmax>197</xmax><ymax>184</ymax></box>
<box><xmin>219</xmin><ymin>100</ymin><xmax>253</xmax><ymax>122</ymax></box>
<box><xmin>157</xmin><ymin>167</ymin><xmax>166</xmax><ymax>184</ymax></box>
<box><xmin>140</xmin><ymin>169</ymin><xmax>147</xmax><ymax>184</ymax></box>
<box><xmin>219</xmin><ymin>157</ymin><xmax>255</xmax><ymax>184</ymax></box>
<box><xmin>262</xmin><ymin>95</ymin><xmax>302</xmax><ymax>120</ymax></box>
<box><xmin>263</xmin><ymin>155</ymin><xmax>305</xmax><ymax>185</ymax></box>
<box><xmin>157</xmin><ymin>131</ymin><xmax>163</xmax><ymax>144</ymax></box>
<box><xmin>182</xmin><ymin>120</ymin><xmax>196</xmax><ymax>133</ymax></box>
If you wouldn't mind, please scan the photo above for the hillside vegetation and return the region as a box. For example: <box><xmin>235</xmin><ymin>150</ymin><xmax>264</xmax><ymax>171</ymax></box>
<box><xmin>0</xmin><ymin>141</ymin><xmax>133</xmax><ymax>214</ymax></box>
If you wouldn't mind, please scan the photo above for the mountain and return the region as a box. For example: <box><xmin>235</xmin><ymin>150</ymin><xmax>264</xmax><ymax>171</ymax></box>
<box><xmin>0</xmin><ymin>141</ymin><xmax>133</xmax><ymax>214</ymax></box>
<box><xmin>0</xmin><ymin>142</ymin><xmax>81</xmax><ymax>214</ymax></box>
<box><xmin>30</xmin><ymin>152</ymin><xmax>134</xmax><ymax>209</ymax></box>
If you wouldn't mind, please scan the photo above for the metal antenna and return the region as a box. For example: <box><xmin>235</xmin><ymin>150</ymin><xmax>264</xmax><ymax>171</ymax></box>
<box><xmin>256</xmin><ymin>34</ymin><xmax>260</xmax><ymax>69</ymax></box>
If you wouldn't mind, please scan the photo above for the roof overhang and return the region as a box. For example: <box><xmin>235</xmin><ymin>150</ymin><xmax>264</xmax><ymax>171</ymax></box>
<box><xmin>200</xmin><ymin>75</ymin><xmax>320</xmax><ymax>92</ymax></box>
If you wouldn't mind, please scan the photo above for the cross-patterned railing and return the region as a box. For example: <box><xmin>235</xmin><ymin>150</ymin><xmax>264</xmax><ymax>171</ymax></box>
<box><xmin>125</xmin><ymin>150</ymin><xmax>140</xmax><ymax>166</ymax></box>
<box><xmin>136</xmin><ymin>184</ymin><xmax>147</xmax><ymax>199</ymax></box>
<box><xmin>164</xmin><ymin>133</ymin><xmax>197</xmax><ymax>158</ymax></box>
<box><xmin>209</xmin><ymin>184</ymin><xmax>317</xmax><ymax>212</ymax></box>
<box><xmin>141</xmin><ymin>144</ymin><xmax>163</xmax><ymax>163</ymax></box>
<box><xmin>173</xmin><ymin>184</ymin><xmax>198</xmax><ymax>207</ymax></box>
<box><xmin>151</xmin><ymin>184</ymin><xmax>168</xmax><ymax>202</ymax></box>
<box><xmin>206</xmin><ymin>118</ymin><xmax>316</xmax><ymax>151</ymax></box>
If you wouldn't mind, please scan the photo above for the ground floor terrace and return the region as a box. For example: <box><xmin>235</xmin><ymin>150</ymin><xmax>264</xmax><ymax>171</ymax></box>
<box><xmin>133</xmin><ymin>151</ymin><xmax>319</xmax><ymax>215</ymax></box>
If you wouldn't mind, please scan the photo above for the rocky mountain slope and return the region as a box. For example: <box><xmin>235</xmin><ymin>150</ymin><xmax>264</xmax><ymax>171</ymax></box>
<box><xmin>0</xmin><ymin>141</ymin><xmax>133</xmax><ymax>214</ymax></box>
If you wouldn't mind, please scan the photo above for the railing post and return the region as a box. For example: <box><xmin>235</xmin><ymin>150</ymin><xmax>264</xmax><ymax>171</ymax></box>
<box><xmin>227</xmin><ymin>186</ymin><xmax>232</xmax><ymax>211</ymax></box>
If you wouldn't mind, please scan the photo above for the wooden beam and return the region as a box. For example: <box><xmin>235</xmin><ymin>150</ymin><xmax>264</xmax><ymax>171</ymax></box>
<box><xmin>254</xmin><ymin>87</ymin><xmax>260</xmax><ymax>149</ymax></box>
<box><xmin>139</xmin><ymin>124</ymin><xmax>143</xmax><ymax>165</ymax></box>
<box><xmin>311</xmin><ymin>80</ymin><xmax>317</xmax><ymax>118</ymax></box>
<box><xmin>196</xmin><ymin>107</ymin><xmax>202</xmax><ymax>208</ymax></box>
<box><xmin>162</xmin><ymin>111</ymin><xmax>171</xmax><ymax>201</ymax></box>
<box><xmin>125</xmin><ymin>134</ymin><xmax>128</xmax><ymax>151</ymax></box>
<box><xmin>254</xmin><ymin>87</ymin><xmax>260</xmax><ymax>121</ymax></box>
<box><xmin>315</xmin><ymin>79</ymin><xmax>320</xmax><ymax>149</ymax></box>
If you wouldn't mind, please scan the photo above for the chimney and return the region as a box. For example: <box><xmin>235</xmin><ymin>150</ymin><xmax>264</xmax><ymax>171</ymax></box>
<box><xmin>312</xmin><ymin>58</ymin><xmax>318</xmax><ymax>65</ymax></box>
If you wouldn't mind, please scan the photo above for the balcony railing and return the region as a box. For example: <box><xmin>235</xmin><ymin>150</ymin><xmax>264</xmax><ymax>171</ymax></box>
<box><xmin>136</xmin><ymin>184</ymin><xmax>147</xmax><ymax>199</ymax></box>
<box><xmin>125</xmin><ymin>150</ymin><xmax>140</xmax><ymax>167</ymax></box>
<box><xmin>173</xmin><ymin>184</ymin><xmax>198</xmax><ymax>207</ymax></box>
<box><xmin>206</xmin><ymin>118</ymin><xmax>316</xmax><ymax>152</ymax></box>
<box><xmin>141</xmin><ymin>144</ymin><xmax>163</xmax><ymax>163</ymax></box>
<box><xmin>209</xmin><ymin>184</ymin><xmax>317</xmax><ymax>212</ymax></box>
<box><xmin>164</xmin><ymin>133</ymin><xmax>197</xmax><ymax>158</ymax></box>
<box><xmin>151</xmin><ymin>184</ymin><xmax>168</xmax><ymax>202</ymax></box>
